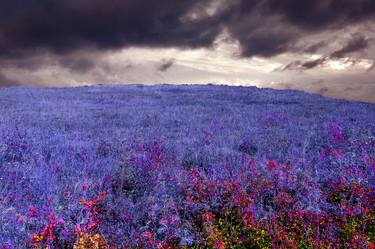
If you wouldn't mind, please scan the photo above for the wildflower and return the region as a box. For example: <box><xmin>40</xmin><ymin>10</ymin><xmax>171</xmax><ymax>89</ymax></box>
<box><xmin>82</xmin><ymin>183</ymin><xmax>90</xmax><ymax>191</ymax></box>
<box><xmin>74</xmin><ymin>224</ymin><xmax>84</xmax><ymax>235</ymax></box>
<box><xmin>242</xmin><ymin>210</ymin><xmax>253</xmax><ymax>226</ymax></box>
<box><xmin>331</xmin><ymin>149</ymin><xmax>343</xmax><ymax>159</ymax></box>
<box><xmin>283</xmin><ymin>161</ymin><xmax>291</xmax><ymax>172</ymax></box>
<box><xmin>16</xmin><ymin>217</ymin><xmax>24</xmax><ymax>224</ymax></box>
<box><xmin>369</xmin><ymin>242</ymin><xmax>375</xmax><ymax>249</ymax></box>
<box><xmin>141</xmin><ymin>231</ymin><xmax>153</xmax><ymax>243</ymax></box>
<box><xmin>267</xmin><ymin>160</ymin><xmax>278</xmax><ymax>171</ymax></box>
<box><xmin>136</xmin><ymin>143</ymin><xmax>144</xmax><ymax>152</ymax></box>
<box><xmin>214</xmin><ymin>240</ymin><xmax>225</xmax><ymax>249</ymax></box>
<box><xmin>73</xmin><ymin>233</ymin><xmax>109</xmax><ymax>249</ymax></box>
<box><xmin>202</xmin><ymin>212</ymin><xmax>215</xmax><ymax>222</ymax></box>
<box><xmin>157</xmin><ymin>243</ymin><xmax>172</xmax><ymax>249</ymax></box>
<box><xmin>87</xmin><ymin>220</ymin><xmax>99</xmax><ymax>231</ymax></box>
<box><xmin>319</xmin><ymin>151</ymin><xmax>325</xmax><ymax>158</ymax></box>
<box><xmin>329</xmin><ymin>123</ymin><xmax>345</xmax><ymax>142</ymax></box>
<box><xmin>79</xmin><ymin>198</ymin><xmax>100</xmax><ymax>209</ymax></box>
<box><xmin>169</xmin><ymin>215</ymin><xmax>180</xmax><ymax>225</ymax></box>
<box><xmin>79</xmin><ymin>192</ymin><xmax>106</xmax><ymax>209</ymax></box>
<box><xmin>159</xmin><ymin>217</ymin><xmax>168</xmax><ymax>226</ymax></box>
<box><xmin>26</xmin><ymin>205</ymin><xmax>38</xmax><ymax>217</ymax></box>
<box><xmin>31</xmin><ymin>233</ymin><xmax>44</xmax><ymax>243</ymax></box>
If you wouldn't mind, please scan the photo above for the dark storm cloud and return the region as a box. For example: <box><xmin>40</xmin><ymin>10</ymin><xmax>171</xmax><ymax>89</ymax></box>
<box><xmin>301</xmin><ymin>58</ymin><xmax>327</xmax><ymax>69</ymax></box>
<box><xmin>221</xmin><ymin>0</ymin><xmax>375</xmax><ymax>57</ymax></box>
<box><xmin>0</xmin><ymin>0</ymin><xmax>220</xmax><ymax>57</ymax></box>
<box><xmin>1</xmin><ymin>0</ymin><xmax>375</xmax><ymax>60</ymax></box>
<box><xmin>0</xmin><ymin>0</ymin><xmax>222</xmax><ymax>85</ymax></box>
<box><xmin>278</xmin><ymin>57</ymin><xmax>327</xmax><ymax>71</ymax></box>
<box><xmin>157</xmin><ymin>58</ymin><xmax>176</xmax><ymax>72</ymax></box>
<box><xmin>266</xmin><ymin>0</ymin><xmax>375</xmax><ymax>30</ymax></box>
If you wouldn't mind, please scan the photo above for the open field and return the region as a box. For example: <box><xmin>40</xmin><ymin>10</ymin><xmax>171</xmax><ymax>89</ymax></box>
<box><xmin>0</xmin><ymin>84</ymin><xmax>374</xmax><ymax>248</ymax></box>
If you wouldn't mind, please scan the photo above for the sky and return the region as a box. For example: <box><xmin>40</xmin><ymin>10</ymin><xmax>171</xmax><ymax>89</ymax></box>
<box><xmin>0</xmin><ymin>0</ymin><xmax>374</xmax><ymax>102</ymax></box>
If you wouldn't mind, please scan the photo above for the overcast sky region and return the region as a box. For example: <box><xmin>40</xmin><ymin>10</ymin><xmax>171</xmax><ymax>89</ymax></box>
<box><xmin>0</xmin><ymin>0</ymin><xmax>374</xmax><ymax>102</ymax></box>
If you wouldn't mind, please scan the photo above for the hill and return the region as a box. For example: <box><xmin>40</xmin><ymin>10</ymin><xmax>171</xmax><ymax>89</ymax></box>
<box><xmin>0</xmin><ymin>84</ymin><xmax>374</xmax><ymax>248</ymax></box>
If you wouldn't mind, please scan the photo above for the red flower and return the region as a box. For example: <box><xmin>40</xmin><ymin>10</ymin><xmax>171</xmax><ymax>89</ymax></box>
<box><xmin>242</xmin><ymin>210</ymin><xmax>253</xmax><ymax>225</ymax></box>
<box><xmin>202</xmin><ymin>212</ymin><xmax>215</xmax><ymax>222</ymax></box>
<box><xmin>157</xmin><ymin>243</ymin><xmax>172</xmax><ymax>249</ymax></box>
<box><xmin>214</xmin><ymin>241</ymin><xmax>225</xmax><ymax>249</ymax></box>
<box><xmin>283</xmin><ymin>162</ymin><xmax>291</xmax><ymax>172</ymax></box>
<box><xmin>267</xmin><ymin>160</ymin><xmax>278</xmax><ymax>171</ymax></box>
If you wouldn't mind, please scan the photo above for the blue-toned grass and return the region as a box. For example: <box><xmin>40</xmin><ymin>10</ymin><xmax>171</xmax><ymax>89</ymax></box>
<box><xmin>0</xmin><ymin>84</ymin><xmax>374</xmax><ymax>248</ymax></box>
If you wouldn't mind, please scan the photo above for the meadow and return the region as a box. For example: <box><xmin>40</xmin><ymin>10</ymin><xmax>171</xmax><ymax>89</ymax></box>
<box><xmin>0</xmin><ymin>84</ymin><xmax>374</xmax><ymax>248</ymax></box>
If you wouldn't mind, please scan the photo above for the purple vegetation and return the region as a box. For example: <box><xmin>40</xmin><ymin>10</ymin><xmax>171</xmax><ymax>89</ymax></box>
<box><xmin>0</xmin><ymin>84</ymin><xmax>374</xmax><ymax>248</ymax></box>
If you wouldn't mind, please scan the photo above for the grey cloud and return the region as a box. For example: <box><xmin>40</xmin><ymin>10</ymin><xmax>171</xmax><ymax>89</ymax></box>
<box><xmin>58</xmin><ymin>57</ymin><xmax>96</xmax><ymax>73</ymax></box>
<box><xmin>282</xmin><ymin>34</ymin><xmax>372</xmax><ymax>71</ymax></box>
<box><xmin>303</xmin><ymin>41</ymin><xmax>327</xmax><ymax>53</ymax></box>
<box><xmin>330</xmin><ymin>35</ymin><xmax>370</xmax><ymax>58</ymax></box>
<box><xmin>344</xmin><ymin>86</ymin><xmax>361</xmax><ymax>92</ymax></box>
<box><xmin>318</xmin><ymin>87</ymin><xmax>329</xmax><ymax>94</ymax></box>
<box><xmin>301</xmin><ymin>57</ymin><xmax>327</xmax><ymax>69</ymax></box>
<box><xmin>279</xmin><ymin>57</ymin><xmax>327</xmax><ymax>71</ymax></box>
<box><xmin>0</xmin><ymin>73</ymin><xmax>21</xmax><ymax>87</ymax></box>
<box><xmin>157</xmin><ymin>58</ymin><xmax>176</xmax><ymax>72</ymax></box>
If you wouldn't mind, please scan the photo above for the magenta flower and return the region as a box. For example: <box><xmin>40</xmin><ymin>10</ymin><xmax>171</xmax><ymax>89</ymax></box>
<box><xmin>26</xmin><ymin>205</ymin><xmax>38</xmax><ymax>218</ymax></box>
<box><xmin>267</xmin><ymin>160</ymin><xmax>278</xmax><ymax>171</ymax></box>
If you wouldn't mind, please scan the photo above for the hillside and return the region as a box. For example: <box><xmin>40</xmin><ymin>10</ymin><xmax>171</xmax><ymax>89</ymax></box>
<box><xmin>0</xmin><ymin>84</ymin><xmax>374</xmax><ymax>248</ymax></box>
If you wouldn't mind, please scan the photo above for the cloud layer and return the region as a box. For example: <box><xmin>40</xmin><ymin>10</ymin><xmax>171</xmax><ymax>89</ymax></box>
<box><xmin>0</xmin><ymin>0</ymin><xmax>374</xmax><ymax>102</ymax></box>
<box><xmin>1</xmin><ymin>0</ymin><xmax>374</xmax><ymax>58</ymax></box>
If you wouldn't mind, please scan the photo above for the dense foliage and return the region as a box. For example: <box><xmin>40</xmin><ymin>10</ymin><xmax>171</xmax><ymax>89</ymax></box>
<box><xmin>0</xmin><ymin>84</ymin><xmax>374</xmax><ymax>248</ymax></box>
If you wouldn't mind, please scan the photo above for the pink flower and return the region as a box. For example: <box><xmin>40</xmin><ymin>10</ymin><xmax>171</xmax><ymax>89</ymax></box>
<box><xmin>331</xmin><ymin>149</ymin><xmax>343</xmax><ymax>159</ymax></box>
<box><xmin>87</xmin><ymin>220</ymin><xmax>99</xmax><ymax>230</ymax></box>
<box><xmin>319</xmin><ymin>151</ymin><xmax>325</xmax><ymax>158</ymax></box>
<box><xmin>329</xmin><ymin>124</ymin><xmax>345</xmax><ymax>142</ymax></box>
<box><xmin>169</xmin><ymin>215</ymin><xmax>180</xmax><ymax>225</ymax></box>
<box><xmin>74</xmin><ymin>224</ymin><xmax>84</xmax><ymax>235</ymax></box>
<box><xmin>159</xmin><ymin>217</ymin><xmax>168</xmax><ymax>226</ymax></box>
<box><xmin>136</xmin><ymin>143</ymin><xmax>145</xmax><ymax>151</ymax></box>
<box><xmin>26</xmin><ymin>205</ymin><xmax>38</xmax><ymax>217</ymax></box>
<box><xmin>141</xmin><ymin>231</ymin><xmax>153</xmax><ymax>242</ymax></box>
<box><xmin>17</xmin><ymin>217</ymin><xmax>24</xmax><ymax>224</ymax></box>
<box><xmin>82</xmin><ymin>183</ymin><xmax>90</xmax><ymax>191</ymax></box>
<box><xmin>283</xmin><ymin>161</ymin><xmax>291</xmax><ymax>172</ymax></box>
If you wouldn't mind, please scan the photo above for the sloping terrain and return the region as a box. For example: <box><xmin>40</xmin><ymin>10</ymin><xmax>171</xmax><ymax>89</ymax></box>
<box><xmin>0</xmin><ymin>84</ymin><xmax>374</xmax><ymax>248</ymax></box>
